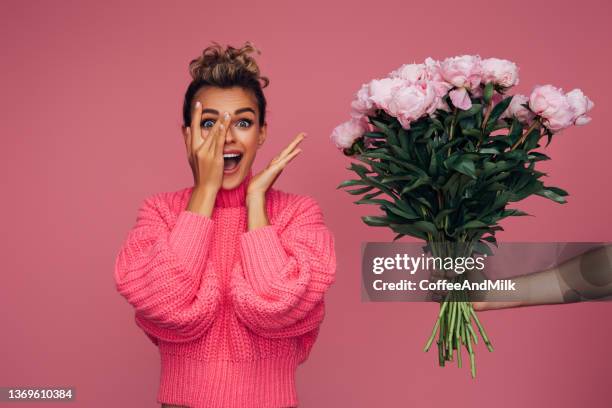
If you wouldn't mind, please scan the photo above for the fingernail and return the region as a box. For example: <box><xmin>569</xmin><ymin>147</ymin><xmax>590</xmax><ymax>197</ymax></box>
<box><xmin>220</xmin><ymin>124</ymin><xmax>224</xmax><ymax>130</ymax></box>
<box><xmin>195</xmin><ymin>101</ymin><xmax>201</xmax><ymax>108</ymax></box>
<box><xmin>224</xmin><ymin>112</ymin><xmax>230</xmax><ymax>120</ymax></box>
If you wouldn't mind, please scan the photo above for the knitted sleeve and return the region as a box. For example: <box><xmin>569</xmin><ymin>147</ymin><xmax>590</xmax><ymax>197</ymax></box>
<box><xmin>114</xmin><ymin>194</ymin><xmax>221</xmax><ymax>344</ymax></box>
<box><xmin>231</xmin><ymin>195</ymin><xmax>336</xmax><ymax>339</ymax></box>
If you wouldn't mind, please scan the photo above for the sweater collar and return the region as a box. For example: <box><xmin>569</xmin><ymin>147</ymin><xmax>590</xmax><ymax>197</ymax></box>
<box><xmin>213</xmin><ymin>168</ymin><xmax>254</xmax><ymax>208</ymax></box>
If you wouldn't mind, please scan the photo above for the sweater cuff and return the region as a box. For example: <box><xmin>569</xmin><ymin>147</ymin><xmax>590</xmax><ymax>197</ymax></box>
<box><xmin>239</xmin><ymin>225</ymin><xmax>290</xmax><ymax>295</ymax></box>
<box><xmin>168</xmin><ymin>210</ymin><xmax>214</xmax><ymax>274</ymax></box>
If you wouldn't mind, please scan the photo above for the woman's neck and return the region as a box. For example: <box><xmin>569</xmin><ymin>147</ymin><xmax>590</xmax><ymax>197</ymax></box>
<box><xmin>213</xmin><ymin>168</ymin><xmax>254</xmax><ymax>208</ymax></box>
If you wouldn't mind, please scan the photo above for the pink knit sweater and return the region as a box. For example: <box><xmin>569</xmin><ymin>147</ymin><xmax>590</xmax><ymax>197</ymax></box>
<box><xmin>114</xmin><ymin>168</ymin><xmax>336</xmax><ymax>408</ymax></box>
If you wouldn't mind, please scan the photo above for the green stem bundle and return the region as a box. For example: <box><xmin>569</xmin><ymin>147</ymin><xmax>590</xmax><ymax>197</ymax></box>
<box><xmin>423</xmin><ymin>242</ymin><xmax>494</xmax><ymax>378</ymax></box>
<box><xmin>423</xmin><ymin>282</ymin><xmax>494</xmax><ymax>378</ymax></box>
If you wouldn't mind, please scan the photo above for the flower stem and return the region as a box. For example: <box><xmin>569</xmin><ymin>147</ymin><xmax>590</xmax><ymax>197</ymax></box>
<box><xmin>510</xmin><ymin>120</ymin><xmax>540</xmax><ymax>150</ymax></box>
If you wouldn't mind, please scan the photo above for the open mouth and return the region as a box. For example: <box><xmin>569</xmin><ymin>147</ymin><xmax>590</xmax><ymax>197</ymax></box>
<box><xmin>223</xmin><ymin>152</ymin><xmax>243</xmax><ymax>172</ymax></box>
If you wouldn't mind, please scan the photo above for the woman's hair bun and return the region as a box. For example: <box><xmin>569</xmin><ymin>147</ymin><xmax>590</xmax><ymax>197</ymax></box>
<box><xmin>188</xmin><ymin>41</ymin><xmax>269</xmax><ymax>88</ymax></box>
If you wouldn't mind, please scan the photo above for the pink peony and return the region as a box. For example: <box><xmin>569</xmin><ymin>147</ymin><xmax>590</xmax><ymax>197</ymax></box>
<box><xmin>481</xmin><ymin>58</ymin><xmax>519</xmax><ymax>88</ymax></box>
<box><xmin>565</xmin><ymin>88</ymin><xmax>594</xmax><ymax>126</ymax></box>
<box><xmin>440</xmin><ymin>55</ymin><xmax>483</xmax><ymax>110</ymax></box>
<box><xmin>448</xmin><ymin>88</ymin><xmax>472</xmax><ymax>110</ymax></box>
<box><xmin>501</xmin><ymin>94</ymin><xmax>536</xmax><ymax>124</ymax></box>
<box><xmin>440</xmin><ymin>55</ymin><xmax>483</xmax><ymax>89</ymax></box>
<box><xmin>529</xmin><ymin>85</ymin><xmax>575</xmax><ymax>132</ymax></box>
<box><xmin>390</xmin><ymin>58</ymin><xmax>453</xmax><ymax>98</ymax></box>
<box><xmin>386</xmin><ymin>80</ymin><xmax>437</xmax><ymax>129</ymax></box>
<box><xmin>367</xmin><ymin>77</ymin><xmax>406</xmax><ymax>113</ymax></box>
<box><xmin>388</xmin><ymin>62</ymin><xmax>428</xmax><ymax>82</ymax></box>
<box><xmin>423</xmin><ymin>57</ymin><xmax>454</xmax><ymax>98</ymax></box>
<box><xmin>350</xmin><ymin>83</ymin><xmax>375</xmax><ymax>118</ymax></box>
<box><xmin>330</xmin><ymin>117</ymin><xmax>369</xmax><ymax>149</ymax></box>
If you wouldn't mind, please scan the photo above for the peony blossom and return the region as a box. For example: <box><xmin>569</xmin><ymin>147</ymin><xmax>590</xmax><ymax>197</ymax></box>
<box><xmin>440</xmin><ymin>55</ymin><xmax>483</xmax><ymax>88</ymax></box>
<box><xmin>440</xmin><ymin>55</ymin><xmax>483</xmax><ymax>110</ymax></box>
<box><xmin>388</xmin><ymin>62</ymin><xmax>428</xmax><ymax>82</ymax></box>
<box><xmin>448</xmin><ymin>88</ymin><xmax>472</xmax><ymax>110</ymax></box>
<box><xmin>529</xmin><ymin>85</ymin><xmax>575</xmax><ymax>132</ymax></box>
<box><xmin>481</xmin><ymin>58</ymin><xmax>519</xmax><ymax>88</ymax></box>
<box><xmin>565</xmin><ymin>88</ymin><xmax>594</xmax><ymax>126</ymax></box>
<box><xmin>501</xmin><ymin>94</ymin><xmax>536</xmax><ymax>124</ymax></box>
<box><xmin>386</xmin><ymin>80</ymin><xmax>437</xmax><ymax>129</ymax></box>
<box><xmin>330</xmin><ymin>117</ymin><xmax>369</xmax><ymax>149</ymax></box>
<box><xmin>350</xmin><ymin>83</ymin><xmax>375</xmax><ymax>118</ymax></box>
<box><xmin>367</xmin><ymin>77</ymin><xmax>406</xmax><ymax>113</ymax></box>
<box><xmin>423</xmin><ymin>57</ymin><xmax>454</xmax><ymax>98</ymax></box>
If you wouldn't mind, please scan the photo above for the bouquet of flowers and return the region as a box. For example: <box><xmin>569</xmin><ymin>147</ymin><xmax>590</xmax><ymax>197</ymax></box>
<box><xmin>330</xmin><ymin>55</ymin><xmax>594</xmax><ymax>378</ymax></box>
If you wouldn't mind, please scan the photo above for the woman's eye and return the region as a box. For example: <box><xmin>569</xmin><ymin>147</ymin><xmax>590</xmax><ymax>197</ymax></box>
<box><xmin>201</xmin><ymin>119</ymin><xmax>215</xmax><ymax>128</ymax></box>
<box><xmin>236</xmin><ymin>119</ymin><xmax>252</xmax><ymax>128</ymax></box>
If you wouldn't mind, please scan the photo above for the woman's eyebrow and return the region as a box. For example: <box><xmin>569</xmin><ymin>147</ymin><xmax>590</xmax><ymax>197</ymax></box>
<box><xmin>201</xmin><ymin>107</ymin><xmax>255</xmax><ymax>115</ymax></box>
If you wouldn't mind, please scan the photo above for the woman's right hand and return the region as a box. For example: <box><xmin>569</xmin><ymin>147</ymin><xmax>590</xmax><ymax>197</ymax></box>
<box><xmin>185</xmin><ymin>101</ymin><xmax>231</xmax><ymax>193</ymax></box>
<box><xmin>184</xmin><ymin>101</ymin><xmax>231</xmax><ymax>215</ymax></box>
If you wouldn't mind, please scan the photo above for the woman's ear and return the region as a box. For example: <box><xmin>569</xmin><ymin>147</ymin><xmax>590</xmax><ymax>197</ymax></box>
<box><xmin>181</xmin><ymin>125</ymin><xmax>190</xmax><ymax>150</ymax></box>
<box><xmin>257</xmin><ymin>123</ymin><xmax>268</xmax><ymax>147</ymax></box>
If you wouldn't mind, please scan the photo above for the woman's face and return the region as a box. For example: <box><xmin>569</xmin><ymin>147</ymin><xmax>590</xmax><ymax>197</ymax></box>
<box><xmin>182</xmin><ymin>86</ymin><xmax>267</xmax><ymax>190</ymax></box>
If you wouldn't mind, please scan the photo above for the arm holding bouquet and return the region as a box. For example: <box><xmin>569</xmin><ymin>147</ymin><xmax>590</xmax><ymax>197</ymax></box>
<box><xmin>473</xmin><ymin>244</ymin><xmax>612</xmax><ymax>311</ymax></box>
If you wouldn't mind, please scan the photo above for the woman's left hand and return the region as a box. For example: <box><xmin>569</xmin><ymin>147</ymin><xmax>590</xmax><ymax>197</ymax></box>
<box><xmin>247</xmin><ymin>132</ymin><xmax>306</xmax><ymax>197</ymax></box>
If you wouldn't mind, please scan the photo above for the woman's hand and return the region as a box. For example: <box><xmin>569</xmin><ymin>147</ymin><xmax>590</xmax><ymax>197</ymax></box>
<box><xmin>244</xmin><ymin>132</ymin><xmax>305</xmax><ymax>231</ymax></box>
<box><xmin>185</xmin><ymin>102</ymin><xmax>231</xmax><ymax>193</ymax></box>
<box><xmin>246</xmin><ymin>132</ymin><xmax>306</xmax><ymax>197</ymax></box>
<box><xmin>184</xmin><ymin>102</ymin><xmax>231</xmax><ymax>216</ymax></box>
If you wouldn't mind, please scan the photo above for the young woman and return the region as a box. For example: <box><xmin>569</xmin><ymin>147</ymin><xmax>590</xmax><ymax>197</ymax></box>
<box><xmin>114</xmin><ymin>42</ymin><xmax>337</xmax><ymax>408</ymax></box>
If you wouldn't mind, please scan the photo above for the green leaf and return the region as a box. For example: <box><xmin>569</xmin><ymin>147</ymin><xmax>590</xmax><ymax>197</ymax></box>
<box><xmin>501</xmin><ymin>209</ymin><xmax>530</xmax><ymax>217</ymax></box>
<box><xmin>388</xmin><ymin>144</ymin><xmax>414</xmax><ymax>162</ymax></box>
<box><xmin>546</xmin><ymin>186</ymin><xmax>569</xmax><ymax>196</ymax></box>
<box><xmin>354</xmin><ymin>198</ymin><xmax>394</xmax><ymax>206</ymax></box>
<box><xmin>336</xmin><ymin>179</ymin><xmax>366</xmax><ymax>189</ymax></box>
<box><xmin>361</xmin><ymin>215</ymin><xmax>390</xmax><ymax>227</ymax></box>
<box><xmin>473</xmin><ymin>241</ymin><xmax>493</xmax><ymax>256</ymax></box>
<box><xmin>380</xmin><ymin>175</ymin><xmax>416</xmax><ymax>183</ymax></box>
<box><xmin>507</xmin><ymin>118</ymin><xmax>523</xmax><ymax>145</ymax></box>
<box><xmin>523</xmin><ymin>128</ymin><xmax>541</xmax><ymax>151</ymax></box>
<box><xmin>462</xmin><ymin>128</ymin><xmax>482</xmax><ymax>138</ymax></box>
<box><xmin>433</xmin><ymin>208</ymin><xmax>455</xmax><ymax>226</ymax></box>
<box><xmin>482</xmin><ymin>235</ymin><xmax>498</xmax><ymax>247</ymax></box>
<box><xmin>345</xmin><ymin>185</ymin><xmax>375</xmax><ymax>195</ymax></box>
<box><xmin>431</xmin><ymin>117</ymin><xmax>444</xmax><ymax>130</ymax></box>
<box><xmin>445</xmin><ymin>154</ymin><xmax>477</xmax><ymax>179</ymax></box>
<box><xmin>483</xmin><ymin>82</ymin><xmax>494</xmax><ymax>104</ymax></box>
<box><xmin>400</xmin><ymin>177</ymin><xmax>431</xmax><ymax>194</ymax></box>
<box><xmin>385</xmin><ymin>204</ymin><xmax>422</xmax><ymax>220</ymax></box>
<box><xmin>348</xmin><ymin>162</ymin><xmax>372</xmax><ymax>177</ymax></box>
<box><xmin>536</xmin><ymin>188</ymin><xmax>567</xmax><ymax>204</ymax></box>
<box><xmin>363</xmin><ymin>131</ymin><xmax>385</xmax><ymax>139</ymax></box>
<box><xmin>488</xmin><ymin>95</ymin><xmax>513</xmax><ymax>124</ymax></box>
<box><xmin>388</xmin><ymin>223</ymin><xmax>428</xmax><ymax>240</ymax></box>
<box><xmin>479</xmin><ymin>147</ymin><xmax>501</xmax><ymax>155</ymax></box>
<box><xmin>457</xmin><ymin>104</ymin><xmax>482</xmax><ymax>121</ymax></box>
<box><xmin>412</xmin><ymin>221</ymin><xmax>438</xmax><ymax>234</ymax></box>
<box><xmin>363</xmin><ymin>190</ymin><xmax>384</xmax><ymax>199</ymax></box>
<box><xmin>458</xmin><ymin>220</ymin><xmax>489</xmax><ymax>231</ymax></box>
<box><xmin>392</xmin><ymin>233</ymin><xmax>406</xmax><ymax>242</ymax></box>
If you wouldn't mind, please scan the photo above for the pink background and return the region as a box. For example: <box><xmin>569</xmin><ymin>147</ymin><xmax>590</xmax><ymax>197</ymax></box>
<box><xmin>1</xmin><ymin>0</ymin><xmax>611</xmax><ymax>407</ymax></box>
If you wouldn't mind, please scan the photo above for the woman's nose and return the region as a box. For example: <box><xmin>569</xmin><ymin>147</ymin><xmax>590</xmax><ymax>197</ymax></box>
<box><xmin>225</xmin><ymin>125</ymin><xmax>236</xmax><ymax>143</ymax></box>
